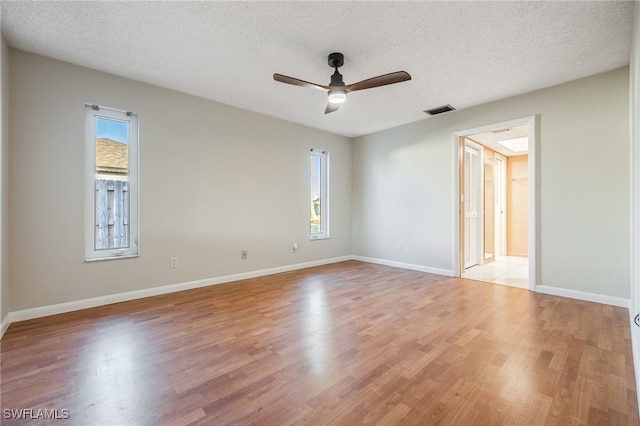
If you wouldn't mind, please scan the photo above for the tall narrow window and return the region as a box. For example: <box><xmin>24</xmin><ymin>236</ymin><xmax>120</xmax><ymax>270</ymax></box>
<box><xmin>85</xmin><ymin>105</ymin><xmax>139</xmax><ymax>260</ymax></box>
<box><xmin>310</xmin><ymin>149</ymin><xmax>329</xmax><ymax>239</ymax></box>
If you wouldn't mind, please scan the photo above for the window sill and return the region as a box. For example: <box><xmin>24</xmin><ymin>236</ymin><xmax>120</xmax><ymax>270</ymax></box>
<box><xmin>85</xmin><ymin>254</ymin><xmax>139</xmax><ymax>263</ymax></box>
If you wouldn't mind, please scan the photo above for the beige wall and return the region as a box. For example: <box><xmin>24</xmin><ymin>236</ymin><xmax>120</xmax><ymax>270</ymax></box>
<box><xmin>506</xmin><ymin>155</ymin><xmax>528</xmax><ymax>257</ymax></box>
<box><xmin>353</xmin><ymin>67</ymin><xmax>630</xmax><ymax>299</ymax></box>
<box><xmin>8</xmin><ymin>49</ymin><xmax>352</xmax><ymax>311</ymax></box>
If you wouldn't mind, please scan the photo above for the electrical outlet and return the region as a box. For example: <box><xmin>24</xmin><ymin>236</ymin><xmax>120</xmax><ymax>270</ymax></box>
<box><xmin>396</xmin><ymin>243</ymin><xmax>402</xmax><ymax>251</ymax></box>
<box><xmin>241</xmin><ymin>250</ymin><xmax>248</xmax><ymax>260</ymax></box>
<box><xmin>170</xmin><ymin>257</ymin><xmax>178</xmax><ymax>268</ymax></box>
<box><xmin>291</xmin><ymin>242</ymin><xmax>298</xmax><ymax>253</ymax></box>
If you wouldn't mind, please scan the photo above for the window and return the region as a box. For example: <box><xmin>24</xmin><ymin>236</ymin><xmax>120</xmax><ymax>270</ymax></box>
<box><xmin>310</xmin><ymin>149</ymin><xmax>329</xmax><ymax>239</ymax></box>
<box><xmin>85</xmin><ymin>105</ymin><xmax>139</xmax><ymax>260</ymax></box>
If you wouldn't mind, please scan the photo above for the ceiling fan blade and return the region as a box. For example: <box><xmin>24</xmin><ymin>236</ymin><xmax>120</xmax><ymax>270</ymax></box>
<box><xmin>345</xmin><ymin>71</ymin><xmax>411</xmax><ymax>92</ymax></box>
<box><xmin>273</xmin><ymin>73</ymin><xmax>329</xmax><ymax>91</ymax></box>
<box><xmin>325</xmin><ymin>103</ymin><xmax>340</xmax><ymax>114</ymax></box>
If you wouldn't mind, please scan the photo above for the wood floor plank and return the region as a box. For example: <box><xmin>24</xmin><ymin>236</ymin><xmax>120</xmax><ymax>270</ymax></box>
<box><xmin>1</xmin><ymin>260</ymin><xmax>638</xmax><ymax>425</ymax></box>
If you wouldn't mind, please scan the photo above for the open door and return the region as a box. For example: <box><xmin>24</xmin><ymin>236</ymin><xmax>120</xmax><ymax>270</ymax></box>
<box><xmin>463</xmin><ymin>139</ymin><xmax>482</xmax><ymax>269</ymax></box>
<box><xmin>484</xmin><ymin>157</ymin><xmax>495</xmax><ymax>263</ymax></box>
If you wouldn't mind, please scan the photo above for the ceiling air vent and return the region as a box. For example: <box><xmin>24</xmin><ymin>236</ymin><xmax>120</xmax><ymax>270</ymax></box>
<box><xmin>424</xmin><ymin>104</ymin><xmax>456</xmax><ymax>116</ymax></box>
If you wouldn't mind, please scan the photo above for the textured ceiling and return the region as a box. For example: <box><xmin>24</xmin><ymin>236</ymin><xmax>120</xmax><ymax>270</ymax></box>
<box><xmin>0</xmin><ymin>1</ymin><xmax>634</xmax><ymax>138</ymax></box>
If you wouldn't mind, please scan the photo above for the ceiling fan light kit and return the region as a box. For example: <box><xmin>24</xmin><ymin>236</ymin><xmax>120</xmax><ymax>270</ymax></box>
<box><xmin>273</xmin><ymin>52</ymin><xmax>411</xmax><ymax>114</ymax></box>
<box><xmin>328</xmin><ymin>90</ymin><xmax>347</xmax><ymax>104</ymax></box>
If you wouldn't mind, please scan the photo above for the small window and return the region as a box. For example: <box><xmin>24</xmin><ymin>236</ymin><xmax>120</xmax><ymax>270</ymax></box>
<box><xmin>84</xmin><ymin>105</ymin><xmax>139</xmax><ymax>260</ymax></box>
<box><xmin>310</xmin><ymin>149</ymin><xmax>329</xmax><ymax>240</ymax></box>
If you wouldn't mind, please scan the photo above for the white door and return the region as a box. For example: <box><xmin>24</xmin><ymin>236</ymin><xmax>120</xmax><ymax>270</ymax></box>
<box><xmin>464</xmin><ymin>142</ymin><xmax>481</xmax><ymax>269</ymax></box>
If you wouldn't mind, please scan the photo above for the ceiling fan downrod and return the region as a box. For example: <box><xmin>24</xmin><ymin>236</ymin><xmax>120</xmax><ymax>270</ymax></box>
<box><xmin>328</xmin><ymin>52</ymin><xmax>345</xmax><ymax>87</ymax></box>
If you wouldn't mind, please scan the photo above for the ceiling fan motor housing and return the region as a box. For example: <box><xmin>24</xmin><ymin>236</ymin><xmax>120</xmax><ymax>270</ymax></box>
<box><xmin>330</xmin><ymin>72</ymin><xmax>345</xmax><ymax>86</ymax></box>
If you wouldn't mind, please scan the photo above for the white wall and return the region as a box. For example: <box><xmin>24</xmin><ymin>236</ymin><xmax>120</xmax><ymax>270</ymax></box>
<box><xmin>8</xmin><ymin>49</ymin><xmax>352</xmax><ymax>311</ymax></box>
<box><xmin>0</xmin><ymin>37</ymin><xmax>9</xmax><ymax>332</ymax></box>
<box><xmin>353</xmin><ymin>67</ymin><xmax>630</xmax><ymax>300</ymax></box>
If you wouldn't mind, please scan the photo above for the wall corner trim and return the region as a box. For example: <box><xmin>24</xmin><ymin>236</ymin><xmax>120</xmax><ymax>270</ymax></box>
<box><xmin>535</xmin><ymin>284</ymin><xmax>630</xmax><ymax>308</ymax></box>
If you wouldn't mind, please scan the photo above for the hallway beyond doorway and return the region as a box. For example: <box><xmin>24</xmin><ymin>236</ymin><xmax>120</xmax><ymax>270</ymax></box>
<box><xmin>462</xmin><ymin>256</ymin><xmax>528</xmax><ymax>289</ymax></box>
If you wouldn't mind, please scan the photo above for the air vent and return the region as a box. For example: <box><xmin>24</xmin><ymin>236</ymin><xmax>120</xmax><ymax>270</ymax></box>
<box><xmin>424</xmin><ymin>104</ymin><xmax>456</xmax><ymax>116</ymax></box>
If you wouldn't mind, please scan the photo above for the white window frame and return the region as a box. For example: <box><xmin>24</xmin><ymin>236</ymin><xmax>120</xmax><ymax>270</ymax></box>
<box><xmin>84</xmin><ymin>104</ymin><xmax>139</xmax><ymax>261</ymax></box>
<box><xmin>310</xmin><ymin>148</ymin><xmax>329</xmax><ymax>240</ymax></box>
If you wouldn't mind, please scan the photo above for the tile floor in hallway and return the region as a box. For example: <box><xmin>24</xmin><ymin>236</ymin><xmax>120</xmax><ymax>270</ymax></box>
<box><xmin>462</xmin><ymin>255</ymin><xmax>529</xmax><ymax>289</ymax></box>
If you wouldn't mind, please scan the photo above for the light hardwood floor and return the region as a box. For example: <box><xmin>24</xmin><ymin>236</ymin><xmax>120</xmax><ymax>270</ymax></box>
<box><xmin>1</xmin><ymin>261</ymin><xmax>637</xmax><ymax>425</ymax></box>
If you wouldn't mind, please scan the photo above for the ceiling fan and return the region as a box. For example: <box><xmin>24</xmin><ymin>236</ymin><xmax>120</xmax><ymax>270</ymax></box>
<box><xmin>273</xmin><ymin>52</ymin><xmax>411</xmax><ymax>114</ymax></box>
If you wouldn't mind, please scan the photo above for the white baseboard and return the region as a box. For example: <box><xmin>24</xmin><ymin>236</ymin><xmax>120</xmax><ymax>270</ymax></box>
<box><xmin>0</xmin><ymin>313</ymin><xmax>10</xmax><ymax>338</ymax></box>
<box><xmin>3</xmin><ymin>256</ymin><xmax>631</xmax><ymax>334</ymax></box>
<box><xmin>354</xmin><ymin>257</ymin><xmax>631</xmax><ymax>309</ymax></box>
<box><xmin>8</xmin><ymin>256</ymin><xmax>352</xmax><ymax>324</ymax></box>
<box><xmin>353</xmin><ymin>255</ymin><xmax>454</xmax><ymax>277</ymax></box>
<box><xmin>535</xmin><ymin>284</ymin><xmax>629</xmax><ymax>308</ymax></box>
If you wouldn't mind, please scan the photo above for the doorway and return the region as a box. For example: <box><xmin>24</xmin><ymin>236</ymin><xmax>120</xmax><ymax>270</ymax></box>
<box><xmin>453</xmin><ymin>117</ymin><xmax>536</xmax><ymax>291</ymax></box>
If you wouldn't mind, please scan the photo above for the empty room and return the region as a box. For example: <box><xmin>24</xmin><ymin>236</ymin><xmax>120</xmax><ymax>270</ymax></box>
<box><xmin>1</xmin><ymin>1</ymin><xmax>640</xmax><ymax>425</ymax></box>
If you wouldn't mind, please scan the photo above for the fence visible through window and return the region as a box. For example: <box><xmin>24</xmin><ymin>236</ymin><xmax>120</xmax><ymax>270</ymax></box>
<box><xmin>95</xmin><ymin>179</ymin><xmax>129</xmax><ymax>250</ymax></box>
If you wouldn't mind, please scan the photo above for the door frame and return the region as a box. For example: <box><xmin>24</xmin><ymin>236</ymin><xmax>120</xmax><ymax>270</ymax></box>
<box><xmin>452</xmin><ymin>116</ymin><xmax>537</xmax><ymax>292</ymax></box>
